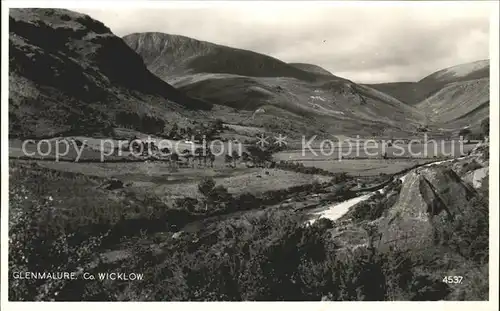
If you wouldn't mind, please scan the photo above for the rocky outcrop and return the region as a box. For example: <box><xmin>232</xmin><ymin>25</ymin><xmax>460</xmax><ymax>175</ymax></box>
<box><xmin>463</xmin><ymin>167</ymin><xmax>489</xmax><ymax>189</ymax></box>
<box><xmin>451</xmin><ymin>142</ymin><xmax>489</xmax><ymax>188</ymax></box>
<box><xmin>378</xmin><ymin>166</ymin><xmax>477</xmax><ymax>250</ymax></box>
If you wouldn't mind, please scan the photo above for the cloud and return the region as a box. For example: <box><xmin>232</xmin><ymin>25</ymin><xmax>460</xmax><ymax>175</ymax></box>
<box><xmin>75</xmin><ymin>2</ymin><xmax>491</xmax><ymax>83</ymax></box>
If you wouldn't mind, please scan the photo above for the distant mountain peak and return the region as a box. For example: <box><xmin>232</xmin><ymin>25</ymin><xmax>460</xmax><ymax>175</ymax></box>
<box><xmin>123</xmin><ymin>32</ymin><xmax>327</xmax><ymax>81</ymax></box>
<box><xmin>418</xmin><ymin>59</ymin><xmax>490</xmax><ymax>84</ymax></box>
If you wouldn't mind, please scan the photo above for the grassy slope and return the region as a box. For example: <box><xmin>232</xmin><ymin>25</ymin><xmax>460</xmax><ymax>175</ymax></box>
<box><xmin>124</xmin><ymin>32</ymin><xmax>426</xmax><ymax>136</ymax></box>
<box><xmin>289</xmin><ymin>63</ymin><xmax>334</xmax><ymax>76</ymax></box>
<box><xmin>415</xmin><ymin>78</ymin><xmax>489</xmax><ymax>129</ymax></box>
<box><xmin>366</xmin><ymin>60</ymin><xmax>490</xmax><ymax>106</ymax></box>
<box><xmin>123</xmin><ymin>32</ymin><xmax>324</xmax><ymax>81</ymax></box>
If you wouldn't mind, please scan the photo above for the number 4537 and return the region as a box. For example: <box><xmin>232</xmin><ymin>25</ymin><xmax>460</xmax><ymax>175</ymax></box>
<box><xmin>443</xmin><ymin>276</ymin><xmax>464</xmax><ymax>284</ymax></box>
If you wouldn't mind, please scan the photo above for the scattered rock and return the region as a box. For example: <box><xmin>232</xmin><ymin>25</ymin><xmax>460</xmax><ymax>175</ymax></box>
<box><xmin>172</xmin><ymin>231</ymin><xmax>183</xmax><ymax>239</ymax></box>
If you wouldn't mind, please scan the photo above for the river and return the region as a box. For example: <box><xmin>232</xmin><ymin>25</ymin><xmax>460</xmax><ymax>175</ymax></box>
<box><xmin>306</xmin><ymin>157</ymin><xmax>465</xmax><ymax>224</ymax></box>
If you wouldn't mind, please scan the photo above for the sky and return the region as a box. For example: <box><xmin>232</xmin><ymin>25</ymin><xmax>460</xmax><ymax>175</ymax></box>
<box><xmin>76</xmin><ymin>2</ymin><xmax>491</xmax><ymax>83</ymax></box>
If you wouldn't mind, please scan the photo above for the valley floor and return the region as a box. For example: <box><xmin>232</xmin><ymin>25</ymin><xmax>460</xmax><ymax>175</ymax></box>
<box><xmin>7</xmin><ymin>137</ymin><xmax>490</xmax><ymax>301</ymax></box>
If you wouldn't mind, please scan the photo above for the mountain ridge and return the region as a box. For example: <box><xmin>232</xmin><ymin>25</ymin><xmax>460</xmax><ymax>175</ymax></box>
<box><xmin>123</xmin><ymin>32</ymin><xmax>327</xmax><ymax>82</ymax></box>
<box><xmin>124</xmin><ymin>32</ymin><xmax>427</xmax><ymax>136</ymax></box>
<box><xmin>366</xmin><ymin>59</ymin><xmax>490</xmax><ymax>106</ymax></box>
<box><xmin>9</xmin><ymin>9</ymin><xmax>212</xmax><ymax>138</ymax></box>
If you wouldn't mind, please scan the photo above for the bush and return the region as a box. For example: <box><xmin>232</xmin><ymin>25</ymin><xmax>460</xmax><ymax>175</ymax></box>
<box><xmin>9</xmin><ymin>161</ymin><xmax>489</xmax><ymax>301</ymax></box>
<box><xmin>198</xmin><ymin>177</ymin><xmax>216</xmax><ymax>197</ymax></box>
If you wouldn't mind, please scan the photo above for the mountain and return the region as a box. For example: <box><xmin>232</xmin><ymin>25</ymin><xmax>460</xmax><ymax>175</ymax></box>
<box><xmin>367</xmin><ymin>60</ymin><xmax>490</xmax><ymax>106</ymax></box>
<box><xmin>366</xmin><ymin>60</ymin><xmax>489</xmax><ymax>131</ymax></box>
<box><xmin>122</xmin><ymin>32</ymin><xmax>324</xmax><ymax>82</ymax></box>
<box><xmin>289</xmin><ymin>63</ymin><xmax>334</xmax><ymax>76</ymax></box>
<box><xmin>415</xmin><ymin>77</ymin><xmax>489</xmax><ymax>130</ymax></box>
<box><xmin>414</xmin><ymin>60</ymin><xmax>489</xmax><ymax>130</ymax></box>
<box><xmin>9</xmin><ymin>9</ymin><xmax>211</xmax><ymax>138</ymax></box>
<box><xmin>418</xmin><ymin>59</ymin><xmax>489</xmax><ymax>85</ymax></box>
<box><xmin>124</xmin><ymin>32</ymin><xmax>426</xmax><ymax>136</ymax></box>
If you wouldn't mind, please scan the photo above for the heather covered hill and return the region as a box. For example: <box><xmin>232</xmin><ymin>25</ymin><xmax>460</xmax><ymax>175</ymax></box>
<box><xmin>415</xmin><ymin>78</ymin><xmax>489</xmax><ymax>130</ymax></box>
<box><xmin>419</xmin><ymin>59</ymin><xmax>489</xmax><ymax>85</ymax></box>
<box><xmin>125</xmin><ymin>32</ymin><xmax>426</xmax><ymax>135</ymax></box>
<box><xmin>9</xmin><ymin>9</ymin><xmax>211</xmax><ymax>138</ymax></box>
<box><xmin>173</xmin><ymin>74</ymin><xmax>427</xmax><ymax>136</ymax></box>
<box><xmin>367</xmin><ymin>60</ymin><xmax>490</xmax><ymax>106</ymax></box>
<box><xmin>123</xmin><ymin>32</ymin><xmax>324</xmax><ymax>82</ymax></box>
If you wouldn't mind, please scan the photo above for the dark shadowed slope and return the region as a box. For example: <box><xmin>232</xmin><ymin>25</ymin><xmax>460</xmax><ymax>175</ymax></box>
<box><xmin>9</xmin><ymin>9</ymin><xmax>211</xmax><ymax>138</ymax></box>
<box><xmin>366</xmin><ymin>60</ymin><xmax>489</xmax><ymax>106</ymax></box>
<box><xmin>289</xmin><ymin>63</ymin><xmax>334</xmax><ymax>76</ymax></box>
<box><xmin>123</xmin><ymin>32</ymin><xmax>327</xmax><ymax>82</ymax></box>
<box><xmin>361</xmin><ymin>82</ymin><xmax>420</xmax><ymax>106</ymax></box>
<box><xmin>125</xmin><ymin>32</ymin><xmax>426</xmax><ymax>136</ymax></box>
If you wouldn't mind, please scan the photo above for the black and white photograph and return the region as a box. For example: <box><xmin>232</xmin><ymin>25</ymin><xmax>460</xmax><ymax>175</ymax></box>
<box><xmin>1</xmin><ymin>0</ymin><xmax>498</xmax><ymax>307</ymax></box>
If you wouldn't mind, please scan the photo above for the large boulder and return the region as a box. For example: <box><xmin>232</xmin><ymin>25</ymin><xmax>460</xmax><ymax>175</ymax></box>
<box><xmin>378</xmin><ymin>166</ymin><xmax>477</xmax><ymax>250</ymax></box>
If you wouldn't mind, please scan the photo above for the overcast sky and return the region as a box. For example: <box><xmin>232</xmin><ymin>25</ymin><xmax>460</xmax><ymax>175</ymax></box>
<box><xmin>76</xmin><ymin>2</ymin><xmax>491</xmax><ymax>83</ymax></box>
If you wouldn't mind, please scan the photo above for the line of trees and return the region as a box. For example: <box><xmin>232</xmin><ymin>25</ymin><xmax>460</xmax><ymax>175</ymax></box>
<box><xmin>458</xmin><ymin>118</ymin><xmax>489</xmax><ymax>142</ymax></box>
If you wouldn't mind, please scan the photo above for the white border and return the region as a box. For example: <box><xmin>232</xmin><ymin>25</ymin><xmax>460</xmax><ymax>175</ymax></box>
<box><xmin>1</xmin><ymin>1</ymin><xmax>498</xmax><ymax>310</ymax></box>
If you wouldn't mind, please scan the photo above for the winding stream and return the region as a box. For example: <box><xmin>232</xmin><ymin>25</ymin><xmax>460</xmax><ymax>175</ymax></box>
<box><xmin>307</xmin><ymin>157</ymin><xmax>465</xmax><ymax>224</ymax></box>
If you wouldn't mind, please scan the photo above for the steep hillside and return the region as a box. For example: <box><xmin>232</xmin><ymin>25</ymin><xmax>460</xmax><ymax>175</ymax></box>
<box><xmin>123</xmin><ymin>32</ymin><xmax>323</xmax><ymax>82</ymax></box>
<box><xmin>415</xmin><ymin>78</ymin><xmax>489</xmax><ymax>129</ymax></box>
<box><xmin>125</xmin><ymin>32</ymin><xmax>426</xmax><ymax>136</ymax></box>
<box><xmin>367</xmin><ymin>60</ymin><xmax>490</xmax><ymax>106</ymax></box>
<box><xmin>289</xmin><ymin>63</ymin><xmax>334</xmax><ymax>76</ymax></box>
<box><xmin>174</xmin><ymin>73</ymin><xmax>426</xmax><ymax>135</ymax></box>
<box><xmin>362</xmin><ymin>82</ymin><xmax>419</xmax><ymax>106</ymax></box>
<box><xmin>9</xmin><ymin>9</ymin><xmax>211</xmax><ymax>138</ymax></box>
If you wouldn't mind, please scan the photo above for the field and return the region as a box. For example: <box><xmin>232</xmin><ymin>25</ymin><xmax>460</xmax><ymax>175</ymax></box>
<box><xmin>273</xmin><ymin>141</ymin><xmax>478</xmax><ymax>176</ymax></box>
<box><xmin>276</xmin><ymin>141</ymin><xmax>478</xmax><ymax>160</ymax></box>
<box><xmin>28</xmin><ymin>160</ymin><xmax>331</xmax><ymax>199</ymax></box>
<box><xmin>281</xmin><ymin>159</ymin><xmax>430</xmax><ymax>176</ymax></box>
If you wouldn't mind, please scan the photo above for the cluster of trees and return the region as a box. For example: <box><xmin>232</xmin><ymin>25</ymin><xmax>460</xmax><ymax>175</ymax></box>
<box><xmin>458</xmin><ymin>118</ymin><xmax>490</xmax><ymax>142</ymax></box>
<box><xmin>220</xmin><ymin>144</ymin><xmax>343</xmax><ymax>178</ymax></box>
<box><xmin>166</xmin><ymin>119</ymin><xmax>224</xmax><ymax>142</ymax></box>
<box><xmin>481</xmin><ymin>118</ymin><xmax>489</xmax><ymax>137</ymax></box>
<box><xmin>176</xmin><ymin>177</ymin><xmax>332</xmax><ymax>215</ymax></box>
<box><xmin>176</xmin><ymin>148</ymin><xmax>216</xmax><ymax>168</ymax></box>
<box><xmin>115</xmin><ymin>113</ymin><xmax>226</xmax><ymax>141</ymax></box>
<box><xmin>275</xmin><ymin>160</ymin><xmax>348</xmax><ymax>178</ymax></box>
<box><xmin>116</xmin><ymin>112</ymin><xmax>166</xmax><ymax>135</ymax></box>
